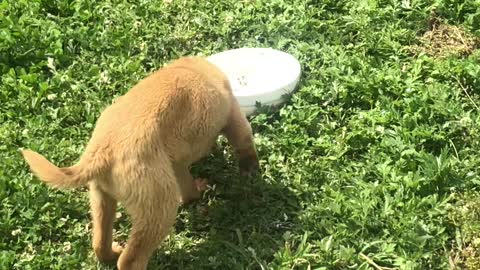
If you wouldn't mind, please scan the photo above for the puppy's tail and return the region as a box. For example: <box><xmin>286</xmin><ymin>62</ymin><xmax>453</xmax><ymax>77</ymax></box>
<box><xmin>21</xmin><ymin>149</ymin><xmax>102</xmax><ymax>189</ymax></box>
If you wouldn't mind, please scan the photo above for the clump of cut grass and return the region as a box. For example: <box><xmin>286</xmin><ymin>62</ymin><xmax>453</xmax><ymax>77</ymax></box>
<box><xmin>448</xmin><ymin>192</ymin><xmax>480</xmax><ymax>270</ymax></box>
<box><xmin>410</xmin><ymin>19</ymin><xmax>479</xmax><ymax>58</ymax></box>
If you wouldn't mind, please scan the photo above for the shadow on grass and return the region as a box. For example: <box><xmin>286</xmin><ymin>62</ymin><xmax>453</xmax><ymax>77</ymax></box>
<box><xmin>146</xmin><ymin>146</ymin><xmax>301</xmax><ymax>270</ymax></box>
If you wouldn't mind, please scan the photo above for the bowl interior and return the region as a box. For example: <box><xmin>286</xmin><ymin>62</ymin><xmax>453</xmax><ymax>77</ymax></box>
<box><xmin>207</xmin><ymin>48</ymin><xmax>301</xmax><ymax>98</ymax></box>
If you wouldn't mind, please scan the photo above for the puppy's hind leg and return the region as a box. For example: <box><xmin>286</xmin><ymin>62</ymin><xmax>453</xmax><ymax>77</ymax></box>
<box><xmin>117</xmin><ymin>165</ymin><xmax>180</xmax><ymax>270</ymax></box>
<box><xmin>223</xmin><ymin>98</ymin><xmax>260</xmax><ymax>177</ymax></box>
<box><xmin>89</xmin><ymin>182</ymin><xmax>122</xmax><ymax>263</ymax></box>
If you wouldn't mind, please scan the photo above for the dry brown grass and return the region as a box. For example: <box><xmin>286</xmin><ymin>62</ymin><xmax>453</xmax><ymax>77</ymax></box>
<box><xmin>448</xmin><ymin>192</ymin><xmax>480</xmax><ymax>270</ymax></box>
<box><xmin>410</xmin><ymin>21</ymin><xmax>479</xmax><ymax>58</ymax></box>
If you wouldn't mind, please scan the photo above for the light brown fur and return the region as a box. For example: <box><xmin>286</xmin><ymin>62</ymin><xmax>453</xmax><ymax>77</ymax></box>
<box><xmin>21</xmin><ymin>56</ymin><xmax>259</xmax><ymax>270</ymax></box>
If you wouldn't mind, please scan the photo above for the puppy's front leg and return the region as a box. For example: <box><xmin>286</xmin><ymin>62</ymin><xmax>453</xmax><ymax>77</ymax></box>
<box><xmin>223</xmin><ymin>98</ymin><xmax>259</xmax><ymax>177</ymax></box>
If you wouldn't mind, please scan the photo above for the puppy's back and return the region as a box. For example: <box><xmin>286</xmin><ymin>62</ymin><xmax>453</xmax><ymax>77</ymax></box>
<box><xmin>168</xmin><ymin>56</ymin><xmax>232</xmax><ymax>94</ymax></box>
<box><xmin>83</xmin><ymin>57</ymin><xmax>232</xmax><ymax>163</ymax></box>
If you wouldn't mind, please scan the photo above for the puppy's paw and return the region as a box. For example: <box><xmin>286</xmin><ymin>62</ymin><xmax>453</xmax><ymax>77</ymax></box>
<box><xmin>194</xmin><ymin>178</ymin><xmax>209</xmax><ymax>192</ymax></box>
<box><xmin>95</xmin><ymin>242</ymin><xmax>123</xmax><ymax>264</ymax></box>
<box><xmin>239</xmin><ymin>153</ymin><xmax>260</xmax><ymax>178</ymax></box>
<box><xmin>180</xmin><ymin>179</ymin><xmax>208</xmax><ymax>205</ymax></box>
<box><xmin>112</xmin><ymin>242</ymin><xmax>124</xmax><ymax>257</ymax></box>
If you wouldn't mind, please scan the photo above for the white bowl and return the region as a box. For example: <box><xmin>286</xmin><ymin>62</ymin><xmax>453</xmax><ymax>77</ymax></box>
<box><xmin>207</xmin><ymin>47</ymin><xmax>301</xmax><ymax>116</ymax></box>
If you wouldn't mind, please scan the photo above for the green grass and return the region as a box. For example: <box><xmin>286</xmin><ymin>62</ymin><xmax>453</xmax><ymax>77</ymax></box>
<box><xmin>2</xmin><ymin>0</ymin><xmax>480</xmax><ymax>269</ymax></box>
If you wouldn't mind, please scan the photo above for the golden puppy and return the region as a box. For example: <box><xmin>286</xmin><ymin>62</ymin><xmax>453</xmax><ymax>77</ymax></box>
<box><xmin>21</xmin><ymin>56</ymin><xmax>259</xmax><ymax>270</ymax></box>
